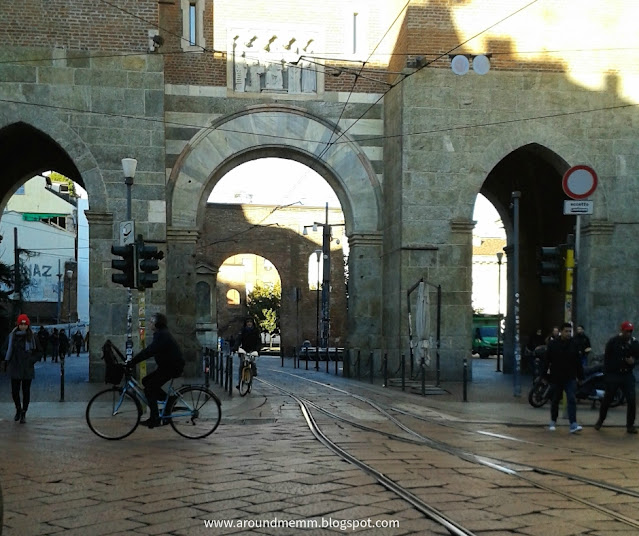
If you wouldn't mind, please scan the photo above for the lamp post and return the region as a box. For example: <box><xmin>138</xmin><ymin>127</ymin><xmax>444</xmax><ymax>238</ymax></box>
<box><xmin>496</xmin><ymin>252</ymin><xmax>503</xmax><ymax>372</ymax></box>
<box><xmin>303</xmin><ymin>203</ymin><xmax>345</xmax><ymax>353</ymax></box>
<box><xmin>314</xmin><ymin>249</ymin><xmax>322</xmax><ymax>368</ymax></box>
<box><xmin>121</xmin><ymin>158</ymin><xmax>137</xmax><ymax>362</ymax></box>
<box><xmin>60</xmin><ymin>267</ymin><xmax>73</xmax><ymax>402</ymax></box>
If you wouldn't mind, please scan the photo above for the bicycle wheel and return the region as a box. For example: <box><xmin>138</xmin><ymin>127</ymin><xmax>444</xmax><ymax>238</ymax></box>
<box><xmin>86</xmin><ymin>387</ymin><xmax>142</xmax><ymax>440</ymax></box>
<box><xmin>169</xmin><ymin>386</ymin><xmax>221</xmax><ymax>439</ymax></box>
<box><xmin>238</xmin><ymin>366</ymin><xmax>252</xmax><ymax>397</ymax></box>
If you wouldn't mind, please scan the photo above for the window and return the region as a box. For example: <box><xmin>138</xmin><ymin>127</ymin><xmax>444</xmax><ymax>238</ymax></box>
<box><xmin>181</xmin><ymin>0</ymin><xmax>205</xmax><ymax>52</ymax></box>
<box><xmin>344</xmin><ymin>4</ymin><xmax>368</xmax><ymax>60</ymax></box>
<box><xmin>227</xmin><ymin>289</ymin><xmax>240</xmax><ymax>306</ymax></box>
<box><xmin>308</xmin><ymin>251</ymin><xmax>323</xmax><ymax>291</ymax></box>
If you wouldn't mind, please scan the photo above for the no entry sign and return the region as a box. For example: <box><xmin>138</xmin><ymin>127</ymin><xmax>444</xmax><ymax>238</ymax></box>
<box><xmin>562</xmin><ymin>165</ymin><xmax>598</xmax><ymax>200</ymax></box>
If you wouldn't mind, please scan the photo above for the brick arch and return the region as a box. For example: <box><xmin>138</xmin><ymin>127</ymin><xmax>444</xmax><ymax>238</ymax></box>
<box><xmin>167</xmin><ymin>104</ymin><xmax>382</xmax><ymax>235</ymax></box>
<box><xmin>0</xmin><ymin>107</ymin><xmax>107</xmax><ymax>210</ymax></box>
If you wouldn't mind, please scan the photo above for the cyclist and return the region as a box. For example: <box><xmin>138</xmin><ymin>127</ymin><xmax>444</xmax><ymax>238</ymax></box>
<box><xmin>234</xmin><ymin>317</ymin><xmax>260</xmax><ymax>390</ymax></box>
<box><xmin>127</xmin><ymin>312</ymin><xmax>185</xmax><ymax>428</ymax></box>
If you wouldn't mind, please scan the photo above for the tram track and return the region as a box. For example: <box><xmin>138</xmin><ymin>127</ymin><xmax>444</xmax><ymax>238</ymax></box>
<box><xmin>256</xmin><ymin>369</ymin><xmax>639</xmax><ymax>532</ymax></box>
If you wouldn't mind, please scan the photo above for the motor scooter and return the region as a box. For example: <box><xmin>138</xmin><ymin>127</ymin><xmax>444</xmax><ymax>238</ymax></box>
<box><xmin>528</xmin><ymin>355</ymin><xmax>625</xmax><ymax>408</ymax></box>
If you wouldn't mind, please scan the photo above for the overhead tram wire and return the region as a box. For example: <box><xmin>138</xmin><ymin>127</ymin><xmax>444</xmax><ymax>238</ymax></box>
<box><xmin>323</xmin><ymin>0</ymin><xmax>542</xmax><ymax>149</ymax></box>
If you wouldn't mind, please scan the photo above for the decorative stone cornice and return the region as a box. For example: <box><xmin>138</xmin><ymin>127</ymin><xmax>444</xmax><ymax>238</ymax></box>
<box><xmin>450</xmin><ymin>219</ymin><xmax>476</xmax><ymax>234</ymax></box>
<box><xmin>347</xmin><ymin>233</ymin><xmax>383</xmax><ymax>248</ymax></box>
<box><xmin>582</xmin><ymin>219</ymin><xmax>614</xmax><ymax>237</ymax></box>
<box><xmin>166</xmin><ymin>227</ymin><xmax>200</xmax><ymax>244</ymax></box>
<box><xmin>84</xmin><ymin>211</ymin><xmax>113</xmax><ymax>225</ymax></box>
<box><xmin>196</xmin><ymin>263</ymin><xmax>217</xmax><ymax>276</ymax></box>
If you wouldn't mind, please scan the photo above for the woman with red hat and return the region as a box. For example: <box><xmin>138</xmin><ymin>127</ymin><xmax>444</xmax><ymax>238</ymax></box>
<box><xmin>2</xmin><ymin>314</ymin><xmax>40</xmax><ymax>423</ymax></box>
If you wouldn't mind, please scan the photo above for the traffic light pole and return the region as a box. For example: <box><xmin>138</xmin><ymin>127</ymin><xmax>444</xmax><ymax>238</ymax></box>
<box><xmin>512</xmin><ymin>191</ymin><xmax>521</xmax><ymax>397</ymax></box>
<box><xmin>125</xmin><ymin>174</ymin><xmax>134</xmax><ymax>362</ymax></box>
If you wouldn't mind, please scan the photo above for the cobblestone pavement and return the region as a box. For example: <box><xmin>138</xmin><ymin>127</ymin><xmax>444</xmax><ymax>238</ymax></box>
<box><xmin>0</xmin><ymin>356</ymin><xmax>637</xmax><ymax>535</ymax></box>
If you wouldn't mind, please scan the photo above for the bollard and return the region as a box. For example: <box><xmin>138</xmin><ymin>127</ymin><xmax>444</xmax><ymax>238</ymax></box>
<box><xmin>228</xmin><ymin>355</ymin><xmax>233</xmax><ymax>398</ymax></box>
<box><xmin>217</xmin><ymin>351</ymin><xmax>223</xmax><ymax>385</ymax></box>
<box><xmin>463</xmin><ymin>358</ymin><xmax>468</xmax><ymax>402</ymax></box>
<box><xmin>383</xmin><ymin>353</ymin><xmax>388</xmax><ymax>387</ymax></box>
<box><xmin>305</xmin><ymin>347</ymin><xmax>309</xmax><ymax>370</ymax></box>
<box><xmin>203</xmin><ymin>349</ymin><xmax>210</xmax><ymax>388</ymax></box>
<box><xmin>60</xmin><ymin>355</ymin><xmax>65</xmax><ymax>402</ymax></box>
<box><xmin>224</xmin><ymin>355</ymin><xmax>229</xmax><ymax>391</ymax></box>
<box><xmin>421</xmin><ymin>357</ymin><xmax>426</xmax><ymax>396</ymax></box>
<box><xmin>401</xmin><ymin>353</ymin><xmax>405</xmax><ymax>391</ymax></box>
<box><xmin>293</xmin><ymin>347</ymin><xmax>297</xmax><ymax>369</ymax></box>
<box><xmin>335</xmin><ymin>349</ymin><xmax>338</xmax><ymax>375</ymax></box>
<box><xmin>344</xmin><ymin>348</ymin><xmax>350</xmax><ymax>378</ymax></box>
<box><xmin>315</xmin><ymin>346</ymin><xmax>319</xmax><ymax>371</ymax></box>
<box><xmin>369</xmin><ymin>351</ymin><xmax>374</xmax><ymax>384</ymax></box>
<box><xmin>357</xmin><ymin>349</ymin><xmax>361</xmax><ymax>380</ymax></box>
<box><xmin>326</xmin><ymin>346</ymin><xmax>329</xmax><ymax>373</ymax></box>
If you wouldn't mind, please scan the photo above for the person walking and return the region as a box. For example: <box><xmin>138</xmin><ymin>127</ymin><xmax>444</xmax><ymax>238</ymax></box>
<box><xmin>73</xmin><ymin>330</ymin><xmax>83</xmax><ymax>356</ymax></box>
<box><xmin>594</xmin><ymin>321</ymin><xmax>639</xmax><ymax>434</ymax></box>
<box><xmin>574</xmin><ymin>325</ymin><xmax>592</xmax><ymax>368</ymax></box>
<box><xmin>2</xmin><ymin>314</ymin><xmax>40</xmax><ymax>423</ymax></box>
<box><xmin>51</xmin><ymin>328</ymin><xmax>60</xmax><ymax>363</ymax></box>
<box><xmin>127</xmin><ymin>313</ymin><xmax>185</xmax><ymax>428</ymax></box>
<box><xmin>545</xmin><ymin>322</ymin><xmax>583</xmax><ymax>433</ymax></box>
<box><xmin>37</xmin><ymin>326</ymin><xmax>49</xmax><ymax>361</ymax></box>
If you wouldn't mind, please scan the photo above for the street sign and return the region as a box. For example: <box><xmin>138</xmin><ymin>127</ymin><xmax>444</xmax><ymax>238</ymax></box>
<box><xmin>563</xmin><ymin>200</ymin><xmax>593</xmax><ymax>215</ymax></box>
<box><xmin>562</xmin><ymin>165</ymin><xmax>598</xmax><ymax>200</ymax></box>
<box><xmin>120</xmin><ymin>220</ymin><xmax>135</xmax><ymax>246</ymax></box>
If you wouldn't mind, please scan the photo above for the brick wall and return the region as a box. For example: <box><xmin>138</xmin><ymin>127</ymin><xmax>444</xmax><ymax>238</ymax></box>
<box><xmin>0</xmin><ymin>0</ymin><xmax>155</xmax><ymax>51</ymax></box>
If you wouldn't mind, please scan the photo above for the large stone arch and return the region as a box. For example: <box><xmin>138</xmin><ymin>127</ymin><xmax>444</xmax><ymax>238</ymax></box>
<box><xmin>0</xmin><ymin>105</ymin><xmax>107</xmax><ymax>209</ymax></box>
<box><xmin>166</xmin><ymin>105</ymin><xmax>384</xmax><ymax>366</ymax></box>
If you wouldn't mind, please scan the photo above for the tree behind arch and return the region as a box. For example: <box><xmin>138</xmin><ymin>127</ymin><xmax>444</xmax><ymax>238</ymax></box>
<box><xmin>247</xmin><ymin>282</ymin><xmax>281</xmax><ymax>346</ymax></box>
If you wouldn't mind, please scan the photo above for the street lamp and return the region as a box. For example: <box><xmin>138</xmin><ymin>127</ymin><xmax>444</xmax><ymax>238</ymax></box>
<box><xmin>302</xmin><ymin>203</ymin><xmax>345</xmax><ymax>350</ymax></box>
<box><xmin>496</xmin><ymin>252</ymin><xmax>503</xmax><ymax>372</ymax></box>
<box><xmin>122</xmin><ymin>158</ymin><xmax>137</xmax><ymax>361</ymax></box>
<box><xmin>314</xmin><ymin>249</ymin><xmax>322</xmax><ymax>367</ymax></box>
<box><xmin>60</xmin><ymin>267</ymin><xmax>73</xmax><ymax>402</ymax></box>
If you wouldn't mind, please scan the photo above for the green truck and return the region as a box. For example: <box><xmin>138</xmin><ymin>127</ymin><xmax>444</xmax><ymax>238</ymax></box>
<box><xmin>472</xmin><ymin>314</ymin><xmax>500</xmax><ymax>358</ymax></box>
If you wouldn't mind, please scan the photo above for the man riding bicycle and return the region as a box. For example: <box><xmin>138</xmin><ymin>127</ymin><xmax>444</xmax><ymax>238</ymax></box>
<box><xmin>233</xmin><ymin>317</ymin><xmax>260</xmax><ymax>390</ymax></box>
<box><xmin>127</xmin><ymin>312</ymin><xmax>185</xmax><ymax>428</ymax></box>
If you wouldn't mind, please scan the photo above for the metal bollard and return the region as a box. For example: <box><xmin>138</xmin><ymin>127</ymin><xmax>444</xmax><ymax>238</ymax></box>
<box><xmin>335</xmin><ymin>349</ymin><xmax>338</xmax><ymax>375</ymax></box>
<box><xmin>344</xmin><ymin>348</ymin><xmax>350</xmax><ymax>378</ymax></box>
<box><xmin>401</xmin><ymin>353</ymin><xmax>405</xmax><ymax>391</ymax></box>
<box><xmin>463</xmin><ymin>358</ymin><xmax>468</xmax><ymax>402</ymax></box>
<box><xmin>60</xmin><ymin>355</ymin><xmax>65</xmax><ymax>402</ymax></box>
<box><xmin>421</xmin><ymin>357</ymin><xmax>426</xmax><ymax>396</ymax></box>
<box><xmin>293</xmin><ymin>347</ymin><xmax>297</xmax><ymax>369</ymax></box>
<box><xmin>326</xmin><ymin>346</ymin><xmax>329</xmax><ymax>373</ymax></box>
<box><xmin>369</xmin><ymin>351</ymin><xmax>374</xmax><ymax>384</ymax></box>
<box><xmin>228</xmin><ymin>355</ymin><xmax>233</xmax><ymax>398</ymax></box>
<box><xmin>305</xmin><ymin>347</ymin><xmax>309</xmax><ymax>370</ymax></box>
<box><xmin>315</xmin><ymin>346</ymin><xmax>319</xmax><ymax>371</ymax></box>
<box><xmin>203</xmin><ymin>349</ymin><xmax>210</xmax><ymax>388</ymax></box>
<box><xmin>356</xmin><ymin>349</ymin><xmax>361</xmax><ymax>380</ymax></box>
<box><xmin>383</xmin><ymin>353</ymin><xmax>388</xmax><ymax>387</ymax></box>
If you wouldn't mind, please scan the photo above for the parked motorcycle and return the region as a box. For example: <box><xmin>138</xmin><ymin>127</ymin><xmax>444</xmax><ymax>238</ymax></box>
<box><xmin>528</xmin><ymin>355</ymin><xmax>625</xmax><ymax>408</ymax></box>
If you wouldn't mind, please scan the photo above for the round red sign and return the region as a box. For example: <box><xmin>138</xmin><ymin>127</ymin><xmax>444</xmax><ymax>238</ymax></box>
<box><xmin>562</xmin><ymin>165</ymin><xmax>598</xmax><ymax>200</ymax></box>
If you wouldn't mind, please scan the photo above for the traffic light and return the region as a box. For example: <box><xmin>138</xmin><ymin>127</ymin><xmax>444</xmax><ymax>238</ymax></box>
<box><xmin>136</xmin><ymin>235</ymin><xmax>164</xmax><ymax>290</ymax></box>
<box><xmin>111</xmin><ymin>244</ymin><xmax>135</xmax><ymax>288</ymax></box>
<box><xmin>538</xmin><ymin>246</ymin><xmax>562</xmax><ymax>288</ymax></box>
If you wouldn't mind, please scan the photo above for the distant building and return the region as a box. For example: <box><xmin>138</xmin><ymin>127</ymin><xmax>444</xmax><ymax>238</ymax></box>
<box><xmin>472</xmin><ymin>236</ymin><xmax>507</xmax><ymax>316</ymax></box>
<box><xmin>0</xmin><ymin>175</ymin><xmax>83</xmax><ymax>325</ymax></box>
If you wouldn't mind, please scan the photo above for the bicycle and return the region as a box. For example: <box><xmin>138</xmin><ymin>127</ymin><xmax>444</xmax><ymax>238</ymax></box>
<box><xmin>86</xmin><ymin>341</ymin><xmax>222</xmax><ymax>440</ymax></box>
<box><xmin>237</xmin><ymin>348</ymin><xmax>258</xmax><ymax>396</ymax></box>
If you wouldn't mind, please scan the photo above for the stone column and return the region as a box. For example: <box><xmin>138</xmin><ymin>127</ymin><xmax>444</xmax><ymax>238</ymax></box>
<box><xmin>167</xmin><ymin>226</ymin><xmax>200</xmax><ymax>376</ymax></box>
<box><xmin>346</xmin><ymin>233</ymin><xmax>383</xmax><ymax>364</ymax></box>
<box><xmin>84</xmin><ymin>210</ymin><xmax>114</xmax><ymax>382</ymax></box>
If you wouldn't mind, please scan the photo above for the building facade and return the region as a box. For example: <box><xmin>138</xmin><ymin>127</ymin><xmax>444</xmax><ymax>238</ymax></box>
<box><xmin>1</xmin><ymin>1</ymin><xmax>638</xmax><ymax>380</ymax></box>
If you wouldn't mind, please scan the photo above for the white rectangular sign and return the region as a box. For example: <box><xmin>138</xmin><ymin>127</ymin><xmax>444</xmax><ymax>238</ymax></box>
<box><xmin>120</xmin><ymin>220</ymin><xmax>135</xmax><ymax>246</ymax></box>
<box><xmin>564</xmin><ymin>200</ymin><xmax>593</xmax><ymax>215</ymax></box>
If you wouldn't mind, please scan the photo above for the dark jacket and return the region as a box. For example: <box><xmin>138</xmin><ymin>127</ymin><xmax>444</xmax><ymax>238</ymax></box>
<box><xmin>4</xmin><ymin>329</ymin><xmax>40</xmax><ymax>380</ymax></box>
<box><xmin>604</xmin><ymin>334</ymin><xmax>639</xmax><ymax>374</ymax></box>
<box><xmin>574</xmin><ymin>332</ymin><xmax>591</xmax><ymax>358</ymax></box>
<box><xmin>545</xmin><ymin>336</ymin><xmax>583</xmax><ymax>383</ymax></box>
<box><xmin>130</xmin><ymin>326</ymin><xmax>185</xmax><ymax>375</ymax></box>
<box><xmin>235</xmin><ymin>326</ymin><xmax>260</xmax><ymax>353</ymax></box>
